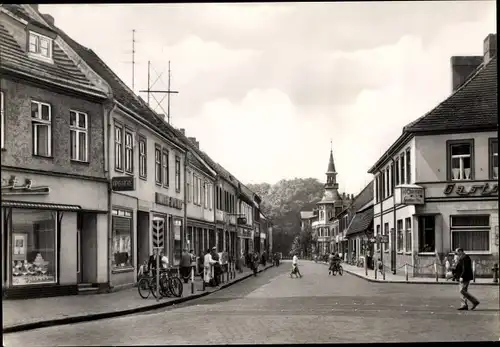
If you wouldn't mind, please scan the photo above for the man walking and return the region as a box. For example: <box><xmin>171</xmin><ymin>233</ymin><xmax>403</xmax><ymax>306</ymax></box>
<box><xmin>291</xmin><ymin>253</ymin><xmax>302</xmax><ymax>278</ymax></box>
<box><xmin>453</xmin><ymin>248</ymin><xmax>480</xmax><ymax>311</ymax></box>
<box><xmin>180</xmin><ymin>249</ymin><xmax>192</xmax><ymax>284</ymax></box>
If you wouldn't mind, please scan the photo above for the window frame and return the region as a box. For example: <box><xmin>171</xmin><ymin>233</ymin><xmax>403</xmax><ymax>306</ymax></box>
<box><xmin>405</xmin><ymin>148</ymin><xmax>411</xmax><ymax>184</ymax></box>
<box><xmin>69</xmin><ymin>110</ymin><xmax>89</xmax><ymax>162</ymax></box>
<box><xmin>395</xmin><ymin>157</ymin><xmax>400</xmax><ymax>186</ymax></box>
<box><xmin>1</xmin><ymin>91</ymin><xmax>4</xmax><ymax>149</ymax></box>
<box><xmin>450</xmin><ymin>215</ymin><xmax>490</xmax><ymax>254</ymax></box>
<box><xmin>400</xmin><ymin>152</ymin><xmax>405</xmax><ymax>184</ymax></box>
<box><xmin>124</xmin><ymin>129</ymin><xmax>134</xmax><ymax>174</ymax></box>
<box><xmin>446</xmin><ymin>139</ymin><xmax>474</xmax><ymax>181</ymax></box>
<box><xmin>138</xmin><ymin>136</ymin><xmax>147</xmax><ymax>180</ymax></box>
<box><xmin>396</xmin><ymin>219</ymin><xmax>403</xmax><ymax>253</ymax></box>
<box><xmin>383</xmin><ymin>223</ymin><xmax>389</xmax><ymax>253</ymax></box>
<box><xmin>489</xmin><ymin>138</ymin><xmax>498</xmax><ymax>180</ymax></box>
<box><xmin>114</xmin><ymin>122</ymin><xmax>123</xmax><ymax>172</ymax></box>
<box><xmin>186</xmin><ymin>170</ymin><xmax>191</xmax><ymax>203</ymax></box>
<box><xmin>28</xmin><ymin>31</ymin><xmax>53</xmax><ymax>61</ymax></box>
<box><xmin>175</xmin><ymin>155</ymin><xmax>181</xmax><ymax>192</ymax></box>
<box><xmin>31</xmin><ymin>100</ymin><xmax>52</xmax><ymax>157</ymax></box>
<box><xmin>404</xmin><ymin>217</ymin><xmax>412</xmax><ymax>254</ymax></box>
<box><xmin>162</xmin><ymin>149</ymin><xmax>169</xmax><ymax>188</ymax></box>
<box><xmin>418</xmin><ymin>215</ymin><xmax>436</xmax><ymax>254</ymax></box>
<box><xmin>154</xmin><ymin>145</ymin><xmax>162</xmax><ymax>185</ymax></box>
<box><xmin>111</xmin><ymin>208</ymin><xmax>134</xmax><ymax>270</ymax></box>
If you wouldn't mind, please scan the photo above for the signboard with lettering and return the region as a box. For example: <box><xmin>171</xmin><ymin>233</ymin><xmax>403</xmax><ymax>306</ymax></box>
<box><xmin>395</xmin><ymin>186</ymin><xmax>425</xmax><ymax>205</ymax></box>
<box><xmin>374</xmin><ymin>235</ymin><xmax>389</xmax><ymax>244</ymax></box>
<box><xmin>1</xmin><ymin>175</ymin><xmax>50</xmax><ymax>195</ymax></box>
<box><xmin>238</xmin><ymin>228</ymin><xmax>252</xmax><ymax>239</ymax></box>
<box><xmin>155</xmin><ymin>192</ymin><xmax>183</xmax><ymax>210</ymax></box>
<box><xmin>111</xmin><ymin>176</ymin><xmax>135</xmax><ymax>191</ymax></box>
<box><xmin>443</xmin><ymin>183</ymin><xmax>498</xmax><ymax>196</ymax></box>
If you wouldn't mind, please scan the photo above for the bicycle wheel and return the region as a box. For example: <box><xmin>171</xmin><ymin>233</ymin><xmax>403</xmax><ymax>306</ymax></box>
<box><xmin>138</xmin><ymin>278</ymin><xmax>151</xmax><ymax>299</ymax></box>
<box><xmin>160</xmin><ymin>276</ymin><xmax>172</xmax><ymax>297</ymax></box>
<box><xmin>338</xmin><ymin>266</ymin><xmax>343</xmax><ymax>276</ymax></box>
<box><xmin>150</xmin><ymin>277</ymin><xmax>158</xmax><ymax>298</ymax></box>
<box><xmin>169</xmin><ymin>276</ymin><xmax>183</xmax><ymax>298</ymax></box>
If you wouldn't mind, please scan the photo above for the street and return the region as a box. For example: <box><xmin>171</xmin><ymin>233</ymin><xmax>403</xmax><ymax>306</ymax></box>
<box><xmin>3</xmin><ymin>261</ymin><xmax>499</xmax><ymax>345</ymax></box>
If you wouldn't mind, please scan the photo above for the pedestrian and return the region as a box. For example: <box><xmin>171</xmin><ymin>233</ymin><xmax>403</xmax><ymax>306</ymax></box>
<box><xmin>180</xmin><ymin>249</ymin><xmax>192</xmax><ymax>283</ymax></box>
<box><xmin>453</xmin><ymin>248</ymin><xmax>480</xmax><ymax>311</ymax></box>
<box><xmin>211</xmin><ymin>247</ymin><xmax>221</xmax><ymax>286</ymax></box>
<box><xmin>203</xmin><ymin>248</ymin><xmax>217</xmax><ymax>286</ymax></box>
<box><xmin>291</xmin><ymin>252</ymin><xmax>302</xmax><ymax>278</ymax></box>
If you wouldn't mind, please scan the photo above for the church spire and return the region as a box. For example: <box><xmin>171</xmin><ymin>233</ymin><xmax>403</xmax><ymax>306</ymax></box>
<box><xmin>327</xmin><ymin>146</ymin><xmax>336</xmax><ymax>174</ymax></box>
<box><xmin>319</xmin><ymin>144</ymin><xmax>341</xmax><ymax>203</ymax></box>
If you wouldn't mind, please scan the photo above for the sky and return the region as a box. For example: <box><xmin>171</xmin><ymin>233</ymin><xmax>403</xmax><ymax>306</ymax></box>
<box><xmin>40</xmin><ymin>2</ymin><xmax>496</xmax><ymax>195</ymax></box>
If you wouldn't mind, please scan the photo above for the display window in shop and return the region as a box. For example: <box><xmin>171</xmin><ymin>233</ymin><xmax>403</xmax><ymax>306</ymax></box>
<box><xmin>173</xmin><ymin>218</ymin><xmax>182</xmax><ymax>265</ymax></box>
<box><xmin>8</xmin><ymin>209</ymin><xmax>57</xmax><ymax>286</ymax></box>
<box><xmin>112</xmin><ymin>208</ymin><xmax>133</xmax><ymax>269</ymax></box>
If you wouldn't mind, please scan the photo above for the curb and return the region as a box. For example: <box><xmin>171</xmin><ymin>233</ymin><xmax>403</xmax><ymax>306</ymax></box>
<box><xmin>3</xmin><ymin>264</ymin><xmax>274</xmax><ymax>334</ymax></box>
<box><xmin>316</xmin><ymin>261</ymin><xmax>499</xmax><ymax>286</ymax></box>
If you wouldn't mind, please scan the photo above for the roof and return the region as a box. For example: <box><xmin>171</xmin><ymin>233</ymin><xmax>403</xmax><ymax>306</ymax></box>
<box><xmin>346</xmin><ymin>206</ymin><xmax>374</xmax><ymax>236</ymax></box>
<box><xmin>300</xmin><ymin>211</ymin><xmax>315</xmax><ymax>219</ymax></box>
<box><xmin>54</xmin><ymin>27</ymin><xmax>185</xmax><ymax>149</ymax></box>
<box><xmin>331</xmin><ymin>181</ymin><xmax>373</xmax><ymax>220</ymax></box>
<box><xmin>2</xmin><ymin>4</ymin><xmax>54</xmax><ymax>32</ymax></box>
<box><xmin>405</xmin><ymin>56</ymin><xmax>497</xmax><ymax>133</ymax></box>
<box><xmin>327</xmin><ymin>150</ymin><xmax>336</xmax><ymax>173</ymax></box>
<box><xmin>369</xmin><ymin>55</ymin><xmax>497</xmax><ymax>173</ymax></box>
<box><xmin>0</xmin><ymin>14</ymin><xmax>106</xmax><ymax>98</ymax></box>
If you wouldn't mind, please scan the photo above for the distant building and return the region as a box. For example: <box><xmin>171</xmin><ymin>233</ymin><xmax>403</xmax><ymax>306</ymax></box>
<box><xmin>300</xmin><ymin>148</ymin><xmax>352</xmax><ymax>255</ymax></box>
<box><xmin>369</xmin><ymin>33</ymin><xmax>497</xmax><ymax>278</ymax></box>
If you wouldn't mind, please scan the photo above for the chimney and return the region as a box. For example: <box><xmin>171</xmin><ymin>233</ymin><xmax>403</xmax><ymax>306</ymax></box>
<box><xmin>342</xmin><ymin>192</ymin><xmax>346</xmax><ymax>199</ymax></box>
<box><xmin>187</xmin><ymin>137</ymin><xmax>199</xmax><ymax>149</ymax></box>
<box><xmin>450</xmin><ymin>56</ymin><xmax>483</xmax><ymax>92</ymax></box>
<box><xmin>158</xmin><ymin>114</ymin><xmax>166</xmax><ymax>121</ymax></box>
<box><xmin>42</xmin><ymin>14</ymin><xmax>55</xmax><ymax>26</ymax></box>
<box><xmin>195</xmin><ymin>141</ymin><xmax>200</xmax><ymax>149</ymax></box>
<box><xmin>483</xmin><ymin>33</ymin><xmax>497</xmax><ymax>64</ymax></box>
<box><xmin>179</xmin><ymin>128</ymin><xmax>185</xmax><ymax>135</ymax></box>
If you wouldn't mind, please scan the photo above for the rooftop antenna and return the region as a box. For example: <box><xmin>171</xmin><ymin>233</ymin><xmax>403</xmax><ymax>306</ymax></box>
<box><xmin>139</xmin><ymin>60</ymin><xmax>179</xmax><ymax>124</ymax></box>
<box><xmin>132</xmin><ymin>29</ymin><xmax>136</xmax><ymax>91</ymax></box>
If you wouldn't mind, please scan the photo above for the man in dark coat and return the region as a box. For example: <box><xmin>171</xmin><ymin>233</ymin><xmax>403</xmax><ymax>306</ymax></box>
<box><xmin>453</xmin><ymin>248</ymin><xmax>480</xmax><ymax>310</ymax></box>
<box><xmin>180</xmin><ymin>249</ymin><xmax>192</xmax><ymax>283</ymax></box>
<box><xmin>211</xmin><ymin>247</ymin><xmax>221</xmax><ymax>286</ymax></box>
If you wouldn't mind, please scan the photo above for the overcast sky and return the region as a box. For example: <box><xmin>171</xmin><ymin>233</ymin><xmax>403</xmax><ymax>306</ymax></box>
<box><xmin>41</xmin><ymin>2</ymin><xmax>496</xmax><ymax>195</ymax></box>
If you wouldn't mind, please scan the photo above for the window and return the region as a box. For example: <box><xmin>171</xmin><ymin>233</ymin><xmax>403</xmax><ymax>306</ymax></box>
<box><xmin>124</xmin><ymin>130</ymin><xmax>133</xmax><ymax>174</ymax></box>
<box><xmin>162</xmin><ymin>150</ymin><xmax>169</xmax><ymax>187</ymax></box>
<box><xmin>173</xmin><ymin>218</ymin><xmax>183</xmax><ymax>266</ymax></box>
<box><xmin>376</xmin><ymin>225</ymin><xmax>381</xmax><ymax>252</ymax></box>
<box><xmin>448</xmin><ymin>140</ymin><xmax>473</xmax><ymax>181</ymax></box>
<box><xmin>175</xmin><ymin>156</ymin><xmax>181</xmax><ymax>192</ymax></box>
<box><xmin>390</xmin><ymin>161</ymin><xmax>395</xmax><ymax>193</ymax></box>
<box><xmin>138</xmin><ymin>136</ymin><xmax>147</xmax><ymax>179</ymax></box>
<box><xmin>193</xmin><ymin>175</ymin><xmax>198</xmax><ymax>204</ymax></box>
<box><xmin>405</xmin><ymin>218</ymin><xmax>412</xmax><ymax>252</ymax></box>
<box><xmin>69</xmin><ymin>111</ymin><xmax>88</xmax><ymax>162</ymax></box>
<box><xmin>395</xmin><ymin>157</ymin><xmax>400</xmax><ymax>186</ymax></box>
<box><xmin>418</xmin><ymin>216</ymin><xmax>435</xmax><ymax>253</ymax></box>
<box><xmin>396</xmin><ymin>219</ymin><xmax>403</xmax><ymax>252</ymax></box>
<box><xmin>489</xmin><ymin>138</ymin><xmax>498</xmax><ymax>180</ymax></box>
<box><xmin>375</xmin><ymin>175</ymin><xmax>380</xmax><ymax>203</ymax></box>
<box><xmin>383</xmin><ymin>223</ymin><xmax>389</xmax><ymax>252</ymax></box>
<box><xmin>209</xmin><ymin>184</ymin><xmax>213</xmax><ymax>210</ymax></box>
<box><xmin>198</xmin><ymin>177</ymin><xmax>202</xmax><ymax>205</ymax></box>
<box><xmin>155</xmin><ymin>146</ymin><xmax>162</xmax><ymax>184</ymax></box>
<box><xmin>31</xmin><ymin>101</ymin><xmax>52</xmax><ymax>157</ymax></box>
<box><xmin>112</xmin><ymin>209</ymin><xmax>133</xmax><ymax>269</ymax></box>
<box><xmin>28</xmin><ymin>31</ymin><xmax>52</xmax><ymax>60</ymax></box>
<box><xmin>186</xmin><ymin>171</ymin><xmax>191</xmax><ymax>203</ymax></box>
<box><xmin>400</xmin><ymin>152</ymin><xmax>405</xmax><ymax>184</ymax></box>
<box><xmin>451</xmin><ymin>215</ymin><xmax>490</xmax><ymax>253</ymax></box>
<box><xmin>405</xmin><ymin>149</ymin><xmax>411</xmax><ymax>184</ymax></box>
<box><xmin>1</xmin><ymin>91</ymin><xmax>4</xmax><ymax>149</ymax></box>
<box><xmin>114</xmin><ymin>124</ymin><xmax>123</xmax><ymax>170</ymax></box>
<box><xmin>10</xmin><ymin>209</ymin><xmax>57</xmax><ymax>286</ymax></box>
<box><xmin>204</xmin><ymin>182</ymin><xmax>208</xmax><ymax>208</ymax></box>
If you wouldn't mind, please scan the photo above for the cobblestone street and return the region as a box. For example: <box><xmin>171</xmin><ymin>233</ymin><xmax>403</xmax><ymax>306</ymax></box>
<box><xmin>4</xmin><ymin>261</ymin><xmax>499</xmax><ymax>345</ymax></box>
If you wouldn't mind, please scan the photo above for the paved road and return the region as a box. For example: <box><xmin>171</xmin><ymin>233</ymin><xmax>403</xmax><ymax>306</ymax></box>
<box><xmin>3</xmin><ymin>261</ymin><xmax>499</xmax><ymax>345</ymax></box>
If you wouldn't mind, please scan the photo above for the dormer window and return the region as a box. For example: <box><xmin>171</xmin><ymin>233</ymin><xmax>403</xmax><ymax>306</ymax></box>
<box><xmin>28</xmin><ymin>31</ymin><xmax>53</xmax><ymax>61</ymax></box>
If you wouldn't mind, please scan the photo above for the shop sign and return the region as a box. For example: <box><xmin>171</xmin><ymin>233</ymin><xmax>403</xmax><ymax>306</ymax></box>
<box><xmin>111</xmin><ymin>176</ymin><xmax>135</xmax><ymax>191</ymax></box>
<box><xmin>373</xmin><ymin>235</ymin><xmax>389</xmax><ymax>243</ymax></box>
<box><xmin>155</xmin><ymin>192</ymin><xmax>183</xmax><ymax>210</ymax></box>
<box><xmin>238</xmin><ymin>228</ymin><xmax>251</xmax><ymax>239</ymax></box>
<box><xmin>443</xmin><ymin>183</ymin><xmax>498</xmax><ymax>196</ymax></box>
<box><xmin>1</xmin><ymin>175</ymin><xmax>50</xmax><ymax>195</ymax></box>
<box><xmin>401</xmin><ymin>187</ymin><xmax>424</xmax><ymax>205</ymax></box>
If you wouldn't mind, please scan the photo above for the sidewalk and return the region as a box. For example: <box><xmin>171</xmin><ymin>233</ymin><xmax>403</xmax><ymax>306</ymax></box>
<box><xmin>3</xmin><ymin>263</ymin><xmax>274</xmax><ymax>333</ymax></box>
<box><xmin>314</xmin><ymin>261</ymin><xmax>499</xmax><ymax>286</ymax></box>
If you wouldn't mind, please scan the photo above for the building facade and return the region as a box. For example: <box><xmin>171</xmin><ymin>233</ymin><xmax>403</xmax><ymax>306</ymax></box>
<box><xmin>238</xmin><ymin>184</ymin><xmax>255</xmax><ymax>257</ymax></box>
<box><xmin>1</xmin><ymin>4</ymin><xmax>111</xmax><ymax>298</ymax></box>
<box><xmin>369</xmin><ymin>33</ymin><xmax>498</xmax><ymax>277</ymax></box>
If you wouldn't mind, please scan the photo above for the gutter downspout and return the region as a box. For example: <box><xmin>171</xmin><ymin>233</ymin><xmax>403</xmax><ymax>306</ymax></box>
<box><xmin>390</xmin><ymin>157</ymin><xmax>397</xmax><ymax>275</ymax></box>
<box><xmin>214</xmin><ymin>175</ymin><xmax>218</xmax><ymax>250</ymax></box>
<box><xmin>105</xmin><ymin>101</ymin><xmax>118</xmax><ymax>292</ymax></box>
<box><xmin>183</xmin><ymin>152</ymin><xmax>188</xmax><ymax>251</ymax></box>
<box><xmin>379</xmin><ymin>169</ymin><xmax>384</xmax><ymax>276</ymax></box>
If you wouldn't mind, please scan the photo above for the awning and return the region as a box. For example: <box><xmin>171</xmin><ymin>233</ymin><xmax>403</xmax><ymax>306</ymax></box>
<box><xmin>1</xmin><ymin>201</ymin><xmax>82</xmax><ymax>211</ymax></box>
<box><xmin>346</xmin><ymin>206</ymin><xmax>374</xmax><ymax>237</ymax></box>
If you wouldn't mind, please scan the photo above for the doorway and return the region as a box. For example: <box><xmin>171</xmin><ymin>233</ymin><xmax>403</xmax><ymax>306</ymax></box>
<box><xmin>77</xmin><ymin>213</ymin><xmax>97</xmax><ymax>285</ymax></box>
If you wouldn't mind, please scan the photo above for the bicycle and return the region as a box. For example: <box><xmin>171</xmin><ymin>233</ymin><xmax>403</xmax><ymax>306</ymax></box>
<box><xmin>330</xmin><ymin>261</ymin><xmax>344</xmax><ymax>276</ymax></box>
<box><xmin>137</xmin><ymin>268</ymin><xmax>183</xmax><ymax>299</ymax></box>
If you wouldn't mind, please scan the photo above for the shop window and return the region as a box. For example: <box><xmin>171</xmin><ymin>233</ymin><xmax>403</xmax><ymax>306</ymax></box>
<box><xmin>447</xmin><ymin>140</ymin><xmax>473</xmax><ymax>181</ymax></box>
<box><xmin>11</xmin><ymin>209</ymin><xmax>57</xmax><ymax>286</ymax></box>
<box><xmin>31</xmin><ymin>100</ymin><xmax>52</xmax><ymax>157</ymax></box>
<box><xmin>112</xmin><ymin>209</ymin><xmax>133</xmax><ymax>269</ymax></box>
<box><xmin>489</xmin><ymin>138</ymin><xmax>498</xmax><ymax>180</ymax></box>
<box><xmin>451</xmin><ymin>215</ymin><xmax>490</xmax><ymax>253</ymax></box>
<box><xmin>383</xmin><ymin>223</ymin><xmax>389</xmax><ymax>252</ymax></box>
<box><xmin>396</xmin><ymin>219</ymin><xmax>403</xmax><ymax>252</ymax></box>
<box><xmin>138</xmin><ymin>136</ymin><xmax>147</xmax><ymax>179</ymax></box>
<box><xmin>405</xmin><ymin>218</ymin><xmax>412</xmax><ymax>252</ymax></box>
<box><xmin>418</xmin><ymin>216</ymin><xmax>435</xmax><ymax>253</ymax></box>
<box><xmin>173</xmin><ymin>219</ymin><xmax>182</xmax><ymax>266</ymax></box>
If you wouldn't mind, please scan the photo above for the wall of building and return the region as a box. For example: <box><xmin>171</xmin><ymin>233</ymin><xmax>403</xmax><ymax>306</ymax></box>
<box><xmin>59</xmin><ymin>212</ymin><xmax>77</xmax><ymax>285</ymax></box>
<box><xmin>1</xmin><ymin>78</ymin><xmax>106</xmax><ymax>178</ymax></box>
<box><xmin>186</xmin><ymin>165</ymin><xmax>214</xmax><ymax>222</ymax></box>
<box><xmin>415</xmin><ymin>132</ymin><xmax>497</xmax><ymax>182</ymax></box>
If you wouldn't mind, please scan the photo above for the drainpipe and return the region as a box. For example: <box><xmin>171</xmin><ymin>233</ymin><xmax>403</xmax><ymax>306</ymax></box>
<box><xmin>391</xmin><ymin>157</ymin><xmax>397</xmax><ymax>275</ymax></box>
<box><xmin>105</xmin><ymin>101</ymin><xmax>118</xmax><ymax>291</ymax></box>
<box><xmin>379</xmin><ymin>169</ymin><xmax>384</xmax><ymax>274</ymax></box>
<box><xmin>213</xmin><ymin>175</ymin><xmax>218</xmax><ymax>248</ymax></box>
<box><xmin>183</xmin><ymin>151</ymin><xmax>188</xmax><ymax>251</ymax></box>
